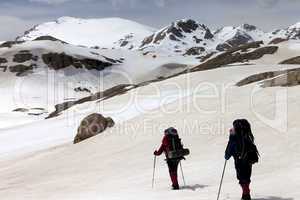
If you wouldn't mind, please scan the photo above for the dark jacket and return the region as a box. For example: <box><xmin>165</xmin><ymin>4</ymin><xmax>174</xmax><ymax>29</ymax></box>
<box><xmin>225</xmin><ymin>134</ymin><xmax>240</xmax><ymax>160</ymax></box>
<box><xmin>225</xmin><ymin>134</ymin><xmax>252</xmax><ymax>184</ymax></box>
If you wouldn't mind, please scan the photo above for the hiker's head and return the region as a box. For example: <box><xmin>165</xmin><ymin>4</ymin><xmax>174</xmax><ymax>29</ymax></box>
<box><xmin>164</xmin><ymin>127</ymin><xmax>178</xmax><ymax>136</ymax></box>
<box><xmin>233</xmin><ymin>119</ymin><xmax>253</xmax><ymax>139</ymax></box>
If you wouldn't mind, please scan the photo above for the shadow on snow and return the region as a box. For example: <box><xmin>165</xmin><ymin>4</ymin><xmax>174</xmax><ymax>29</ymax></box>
<box><xmin>180</xmin><ymin>184</ymin><xmax>209</xmax><ymax>191</ymax></box>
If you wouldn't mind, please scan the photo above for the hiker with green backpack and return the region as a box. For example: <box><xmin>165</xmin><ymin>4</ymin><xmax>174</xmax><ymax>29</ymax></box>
<box><xmin>224</xmin><ymin>119</ymin><xmax>260</xmax><ymax>200</ymax></box>
<box><xmin>153</xmin><ymin>127</ymin><xmax>190</xmax><ymax>190</ymax></box>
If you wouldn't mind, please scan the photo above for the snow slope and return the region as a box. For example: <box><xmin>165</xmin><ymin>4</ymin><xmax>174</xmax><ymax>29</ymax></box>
<box><xmin>18</xmin><ymin>17</ymin><xmax>155</xmax><ymax>48</ymax></box>
<box><xmin>0</xmin><ymin>63</ymin><xmax>299</xmax><ymax>200</ymax></box>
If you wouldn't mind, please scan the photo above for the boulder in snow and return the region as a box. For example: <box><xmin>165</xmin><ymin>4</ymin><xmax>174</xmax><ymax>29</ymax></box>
<box><xmin>74</xmin><ymin>113</ymin><xmax>115</xmax><ymax>144</ymax></box>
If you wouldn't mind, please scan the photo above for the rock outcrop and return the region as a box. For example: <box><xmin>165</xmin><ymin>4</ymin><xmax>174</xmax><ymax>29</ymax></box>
<box><xmin>192</xmin><ymin>41</ymin><xmax>278</xmax><ymax>72</ymax></box>
<box><xmin>0</xmin><ymin>41</ymin><xmax>24</xmax><ymax>48</ymax></box>
<box><xmin>9</xmin><ymin>64</ymin><xmax>34</xmax><ymax>76</ymax></box>
<box><xmin>279</xmin><ymin>56</ymin><xmax>300</xmax><ymax>64</ymax></box>
<box><xmin>33</xmin><ymin>35</ymin><xmax>68</xmax><ymax>43</ymax></box>
<box><xmin>262</xmin><ymin>70</ymin><xmax>300</xmax><ymax>87</ymax></box>
<box><xmin>0</xmin><ymin>57</ymin><xmax>7</xmax><ymax>64</ymax></box>
<box><xmin>74</xmin><ymin>113</ymin><xmax>115</xmax><ymax>144</ymax></box>
<box><xmin>184</xmin><ymin>47</ymin><xmax>205</xmax><ymax>56</ymax></box>
<box><xmin>236</xmin><ymin>68</ymin><xmax>300</xmax><ymax>87</ymax></box>
<box><xmin>46</xmin><ymin>84</ymin><xmax>136</xmax><ymax>119</ymax></box>
<box><xmin>42</xmin><ymin>53</ymin><xmax>113</xmax><ymax>70</ymax></box>
<box><xmin>13</xmin><ymin>50</ymin><xmax>38</xmax><ymax>63</ymax></box>
<box><xmin>268</xmin><ymin>38</ymin><xmax>288</xmax><ymax>45</ymax></box>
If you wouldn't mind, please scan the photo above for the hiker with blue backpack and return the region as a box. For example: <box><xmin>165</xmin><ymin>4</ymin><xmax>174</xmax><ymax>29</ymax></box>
<box><xmin>153</xmin><ymin>127</ymin><xmax>189</xmax><ymax>190</ymax></box>
<box><xmin>224</xmin><ymin>119</ymin><xmax>259</xmax><ymax>200</ymax></box>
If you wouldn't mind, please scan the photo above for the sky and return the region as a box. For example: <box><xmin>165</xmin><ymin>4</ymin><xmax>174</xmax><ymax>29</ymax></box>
<box><xmin>0</xmin><ymin>0</ymin><xmax>300</xmax><ymax>41</ymax></box>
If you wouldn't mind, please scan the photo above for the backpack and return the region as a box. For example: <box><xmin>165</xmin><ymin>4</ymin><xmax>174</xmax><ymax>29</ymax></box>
<box><xmin>241</xmin><ymin>137</ymin><xmax>260</xmax><ymax>164</ymax></box>
<box><xmin>166</xmin><ymin>134</ymin><xmax>190</xmax><ymax>160</ymax></box>
<box><xmin>234</xmin><ymin>119</ymin><xmax>259</xmax><ymax>164</ymax></box>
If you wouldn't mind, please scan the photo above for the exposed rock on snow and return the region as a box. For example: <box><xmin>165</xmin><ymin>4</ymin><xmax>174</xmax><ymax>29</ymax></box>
<box><xmin>74</xmin><ymin>87</ymin><xmax>91</xmax><ymax>93</ymax></box>
<box><xmin>268</xmin><ymin>37</ymin><xmax>288</xmax><ymax>45</ymax></box>
<box><xmin>192</xmin><ymin>41</ymin><xmax>278</xmax><ymax>72</ymax></box>
<box><xmin>9</xmin><ymin>64</ymin><xmax>34</xmax><ymax>76</ymax></box>
<box><xmin>13</xmin><ymin>50</ymin><xmax>37</xmax><ymax>63</ymax></box>
<box><xmin>279</xmin><ymin>56</ymin><xmax>300</xmax><ymax>64</ymax></box>
<box><xmin>74</xmin><ymin>113</ymin><xmax>115</xmax><ymax>144</ymax></box>
<box><xmin>0</xmin><ymin>40</ymin><xmax>120</xmax><ymax>77</ymax></box>
<box><xmin>46</xmin><ymin>84</ymin><xmax>138</xmax><ymax>119</ymax></box>
<box><xmin>236</xmin><ymin>67</ymin><xmax>300</xmax><ymax>87</ymax></box>
<box><xmin>42</xmin><ymin>52</ymin><xmax>113</xmax><ymax>70</ymax></box>
<box><xmin>33</xmin><ymin>35</ymin><xmax>68</xmax><ymax>44</ymax></box>
<box><xmin>184</xmin><ymin>47</ymin><xmax>205</xmax><ymax>56</ymax></box>
<box><xmin>13</xmin><ymin>108</ymin><xmax>30</xmax><ymax>112</ymax></box>
<box><xmin>0</xmin><ymin>41</ymin><xmax>24</xmax><ymax>48</ymax></box>
<box><xmin>262</xmin><ymin>70</ymin><xmax>300</xmax><ymax>87</ymax></box>
<box><xmin>236</xmin><ymin>71</ymin><xmax>283</xmax><ymax>86</ymax></box>
<box><xmin>0</xmin><ymin>57</ymin><xmax>7</xmax><ymax>64</ymax></box>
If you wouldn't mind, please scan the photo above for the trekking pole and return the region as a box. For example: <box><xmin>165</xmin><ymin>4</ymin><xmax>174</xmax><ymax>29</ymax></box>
<box><xmin>152</xmin><ymin>155</ymin><xmax>157</xmax><ymax>188</ymax></box>
<box><xmin>179</xmin><ymin>161</ymin><xmax>186</xmax><ymax>186</ymax></box>
<box><xmin>217</xmin><ymin>160</ymin><xmax>227</xmax><ymax>200</ymax></box>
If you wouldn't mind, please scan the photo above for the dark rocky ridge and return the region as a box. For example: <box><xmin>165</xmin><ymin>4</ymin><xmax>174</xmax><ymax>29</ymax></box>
<box><xmin>268</xmin><ymin>38</ymin><xmax>288</xmax><ymax>45</ymax></box>
<box><xmin>9</xmin><ymin>64</ymin><xmax>34</xmax><ymax>76</ymax></box>
<box><xmin>184</xmin><ymin>47</ymin><xmax>205</xmax><ymax>56</ymax></box>
<box><xmin>279</xmin><ymin>56</ymin><xmax>300</xmax><ymax>64</ymax></box>
<box><xmin>42</xmin><ymin>53</ymin><xmax>113</xmax><ymax>70</ymax></box>
<box><xmin>46</xmin><ymin>84</ymin><xmax>137</xmax><ymax>118</ymax></box>
<box><xmin>0</xmin><ymin>41</ymin><xmax>24</xmax><ymax>48</ymax></box>
<box><xmin>0</xmin><ymin>57</ymin><xmax>7</xmax><ymax>64</ymax></box>
<box><xmin>236</xmin><ymin>68</ymin><xmax>300</xmax><ymax>87</ymax></box>
<box><xmin>191</xmin><ymin>41</ymin><xmax>278</xmax><ymax>72</ymax></box>
<box><xmin>33</xmin><ymin>35</ymin><xmax>68</xmax><ymax>44</ymax></box>
<box><xmin>13</xmin><ymin>50</ymin><xmax>38</xmax><ymax>63</ymax></box>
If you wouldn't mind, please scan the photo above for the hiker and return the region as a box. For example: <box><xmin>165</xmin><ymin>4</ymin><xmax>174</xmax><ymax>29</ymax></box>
<box><xmin>153</xmin><ymin>127</ymin><xmax>188</xmax><ymax>190</ymax></box>
<box><xmin>225</xmin><ymin>119</ymin><xmax>259</xmax><ymax>200</ymax></box>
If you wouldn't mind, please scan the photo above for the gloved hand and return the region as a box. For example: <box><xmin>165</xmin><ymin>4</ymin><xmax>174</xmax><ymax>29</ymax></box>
<box><xmin>224</xmin><ymin>155</ymin><xmax>230</xmax><ymax>160</ymax></box>
<box><xmin>154</xmin><ymin>150</ymin><xmax>159</xmax><ymax>156</ymax></box>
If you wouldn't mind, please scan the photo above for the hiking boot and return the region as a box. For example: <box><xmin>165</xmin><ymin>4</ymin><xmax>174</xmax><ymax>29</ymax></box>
<box><xmin>241</xmin><ymin>194</ymin><xmax>251</xmax><ymax>200</ymax></box>
<box><xmin>172</xmin><ymin>184</ymin><xmax>179</xmax><ymax>190</ymax></box>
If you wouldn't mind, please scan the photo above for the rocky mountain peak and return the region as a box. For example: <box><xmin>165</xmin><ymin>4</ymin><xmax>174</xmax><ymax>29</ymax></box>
<box><xmin>140</xmin><ymin>19</ymin><xmax>214</xmax><ymax>48</ymax></box>
<box><xmin>240</xmin><ymin>23</ymin><xmax>257</xmax><ymax>31</ymax></box>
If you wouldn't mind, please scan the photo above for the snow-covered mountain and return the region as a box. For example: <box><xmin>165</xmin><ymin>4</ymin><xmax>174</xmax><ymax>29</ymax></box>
<box><xmin>139</xmin><ymin>19</ymin><xmax>214</xmax><ymax>56</ymax></box>
<box><xmin>214</xmin><ymin>24</ymin><xmax>269</xmax><ymax>51</ymax></box>
<box><xmin>17</xmin><ymin>17</ymin><xmax>300</xmax><ymax>57</ymax></box>
<box><xmin>270</xmin><ymin>22</ymin><xmax>300</xmax><ymax>40</ymax></box>
<box><xmin>17</xmin><ymin>17</ymin><xmax>155</xmax><ymax>49</ymax></box>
